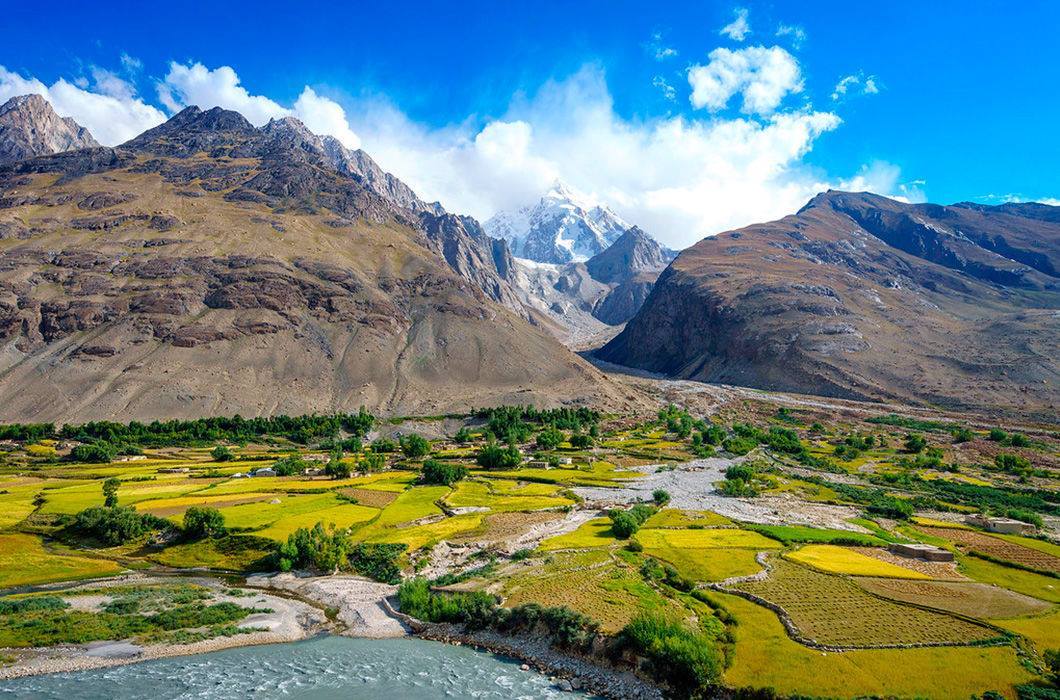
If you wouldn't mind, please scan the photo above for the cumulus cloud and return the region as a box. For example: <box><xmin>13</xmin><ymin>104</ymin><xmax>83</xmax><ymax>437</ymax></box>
<box><xmin>831</xmin><ymin>72</ymin><xmax>880</xmax><ymax>101</ymax></box>
<box><xmin>775</xmin><ymin>23</ymin><xmax>806</xmax><ymax>49</ymax></box>
<box><xmin>157</xmin><ymin>62</ymin><xmax>360</xmax><ymax>148</ymax></box>
<box><xmin>720</xmin><ymin>8</ymin><xmax>751</xmax><ymax>41</ymax></box>
<box><xmin>687</xmin><ymin>45</ymin><xmax>802</xmax><ymax>115</ymax></box>
<box><xmin>342</xmin><ymin>65</ymin><xmax>868</xmax><ymax>248</ymax></box>
<box><xmin>838</xmin><ymin>161</ymin><xmax>925</xmax><ymax>202</ymax></box>
<box><xmin>0</xmin><ymin>65</ymin><xmax>166</xmax><ymax>145</ymax></box>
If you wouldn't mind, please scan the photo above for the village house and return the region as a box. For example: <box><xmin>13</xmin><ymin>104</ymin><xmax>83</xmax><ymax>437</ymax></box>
<box><xmin>888</xmin><ymin>542</ymin><xmax>954</xmax><ymax>562</ymax></box>
<box><xmin>964</xmin><ymin>514</ymin><xmax>1036</xmax><ymax>535</ymax></box>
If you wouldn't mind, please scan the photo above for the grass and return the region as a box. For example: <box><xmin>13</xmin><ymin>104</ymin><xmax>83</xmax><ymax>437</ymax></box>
<box><xmin>749</xmin><ymin>524</ymin><xmax>888</xmax><ymax>547</ymax></box>
<box><xmin>0</xmin><ymin>534</ymin><xmax>121</xmax><ymax>589</ymax></box>
<box><xmin>211</xmin><ymin>493</ymin><xmax>349</xmax><ymax>532</ymax></box>
<box><xmin>785</xmin><ymin>544</ymin><xmax>931</xmax><ymax>579</ymax></box>
<box><xmin>444</xmin><ymin>480</ymin><xmax>572</xmax><ymax>512</ymax></box>
<box><xmin>370</xmin><ymin>486</ymin><xmax>448</xmax><ymax>528</ymax></box>
<box><xmin>856</xmin><ymin>578</ymin><xmax>1051</xmax><ymax>618</ymax></box>
<box><xmin>253</xmin><ymin>503</ymin><xmax>379</xmax><ymax>541</ymax></box>
<box><xmin>958</xmin><ymin>556</ymin><xmax>1060</xmax><ymax>603</ymax></box>
<box><xmin>148</xmin><ymin>535</ymin><xmax>274</xmax><ymax>571</ymax></box>
<box><xmin>732</xmin><ymin>558</ymin><xmax>997</xmax><ymax>647</ymax></box>
<box><xmin>719</xmin><ymin>591</ymin><xmax>1035</xmax><ymax>699</ymax></box>
<box><xmin>360</xmin><ymin>513</ymin><xmax>486</xmax><ymax>551</ymax></box>
<box><xmin>538</xmin><ymin>518</ymin><xmax>615</xmax><ymax>550</ymax></box>
<box><xmin>642</xmin><ymin>544</ymin><xmax>762</xmax><ymax>582</ymax></box>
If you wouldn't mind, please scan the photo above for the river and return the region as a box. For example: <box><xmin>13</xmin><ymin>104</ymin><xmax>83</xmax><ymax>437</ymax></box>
<box><xmin>0</xmin><ymin>636</ymin><xmax>581</xmax><ymax>699</ymax></box>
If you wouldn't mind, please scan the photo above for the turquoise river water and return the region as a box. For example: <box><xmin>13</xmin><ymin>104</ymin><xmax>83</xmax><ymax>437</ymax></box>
<box><xmin>0</xmin><ymin>636</ymin><xmax>583</xmax><ymax>699</ymax></box>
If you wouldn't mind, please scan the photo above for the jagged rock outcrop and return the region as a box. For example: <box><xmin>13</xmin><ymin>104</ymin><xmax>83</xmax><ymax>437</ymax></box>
<box><xmin>597</xmin><ymin>191</ymin><xmax>1060</xmax><ymax>417</ymax></box>
<box><xmin>0</xmin><ymin>100</ymin><xmax>627</xmax><ymax>421</ymax></box>
<box><xmin>0</xmin><ymin>94</ymin><xmax>100</xmax><ymax>165</ymax></box>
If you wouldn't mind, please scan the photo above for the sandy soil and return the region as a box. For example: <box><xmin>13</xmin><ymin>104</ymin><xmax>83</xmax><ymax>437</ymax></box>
<box><xmin>0</xmin><ymin>574</ymin><xmax>327</xmax><ymax>680</ymax></box>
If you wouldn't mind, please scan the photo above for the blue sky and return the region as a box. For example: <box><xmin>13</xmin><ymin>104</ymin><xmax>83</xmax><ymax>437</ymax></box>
<box><xmin>2</xmin><ymin>0</ymin><xmax>1057</xmax><ymax>247</ymax></box>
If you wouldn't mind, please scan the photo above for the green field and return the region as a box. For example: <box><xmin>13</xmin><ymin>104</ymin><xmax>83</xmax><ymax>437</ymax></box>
<box><xmin>0</xmin><ymin>534</ymin><xmax>122</xmax><ymax>588</ymax></box>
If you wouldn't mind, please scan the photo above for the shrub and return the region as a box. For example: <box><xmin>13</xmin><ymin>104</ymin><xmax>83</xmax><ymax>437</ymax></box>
<box><xmin>702</xmin><ymin>425</ymin><xmax>726</xmax><ymax>446</ymax></box>
<box><xmin>951</xmin><ymin>427</ymin><xmax>974</xmax><ymax>444</ymax></box>
<box><xmin>275</xmin><ymin>522</ymin><xmax>405</xmax><ymax>582</ymax></box>
<box><xmin>904</xmin><ymin>433</ymin><xmax>928</xmax><ymax>453</ymax></box>
<box><xmin>371</xmin><ymin>437</ymin><xmax>398</xmax><ymax>453</ymax></box>
<box><xmin>995</xmin><ymin>453</ymin><xmax>1031</xmax><ymax>474</ymax></box>
<box><xmin>183</xmin><ymin>507</ymin><xmax>226</xmax><ymax>539</ymax></box>
<box><xmin>722</xmin><ymin>437</ymin><xmax>756</xmax><ymax>456</ymax></box>
<box><xmin>866</xmin><ymin>495</ymin><xmax>914</xmax><ymax>520</ymax></box>
<box><xmin>211</xmin><ymin>445</ymin><xmax>234</xmax><ymax>461</ymax></box>
<box><xmin>271</xmin><ymin>455</ymin><xmax>306</xmax><ymax>476</ymax></box>
<box><xmin>69</xmin><ymin>442</ymin><xmax>116</xmax><ymax>463</ymax></box>
<box><xmin>725</xmin><ymin>463</ymin><xmax>755</xmax><ymax>482</ymax></box>
<box><xmin>454</xmin><ymin>426</ymin><xmax>473</xmax><ymax>444</ymax></box>
<box><xmin>626</xmin><ymin>538</ymin><xmax>644</xmax><ymax>552</ymax></box>
<box><xmin>569</xmin><ymin>432</ymin><xmax>593</xmax><ymax>449</ymax></box>
<box><xmin>1009</xmin><ymin>433</ymin><xmax>1030</xmax><ymax>448</ymax></box>
<box><xmin>652</xmin><ymin>489</ymin><xmax>671</xmax><ymax>506</ymax></box>
<box><xmin>324</xmin><ymin>459</ymin><xmax>351</xmax><ymax>479</ymax></box>
<box><xmin>610</xmin><ymin>512</ymin><xmax>639</xmax><ymax>539</ymax></box>
<box><xmin>72</xmin><ymin>506</ymin><xmax>170</xmax><ymax>545</ymax></box>
<box><xmin>620</xmin><ymin>612</ymin><xmax>721</xmax><ymax>694</ymax></box>
<box><xmin>400</xmin><ymin>434</ymin><xmax>430</xmax><ymax>459</ymax></box>
<box><xmin>360</xmin><ymin>452</ymin><xmax>386</xmax><ymax>472</ymax></box>
<box><xmin>421</xmin><ymin>458</ymin><xmax>468</xmax><ymax>485</ymax></box>
<box><xmin>475</xmin><ymin>442</ymin><xmax>522</xmax><ymax>469</ymax></box>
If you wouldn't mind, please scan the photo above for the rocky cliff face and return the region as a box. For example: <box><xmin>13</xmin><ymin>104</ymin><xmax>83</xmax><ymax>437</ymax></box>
<box><xmin>0</xmin><ymin>101</ymin><xmax>626</xmax><ymax>421</ymax></box>
<box><xmin>598</xmin><ymin>191</ymin><xmax>1060</xmax><ymax>416</ymax></box>
<box><xmin>0</xmin><ymin>94</ymin><xmax>100</xmax><ymax>165</ymax></box>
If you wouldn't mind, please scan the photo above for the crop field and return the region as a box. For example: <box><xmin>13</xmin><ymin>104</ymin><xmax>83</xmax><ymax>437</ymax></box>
<box><xmin>957</xmin><ymin>555</ymin><xmax>1060</xmax><ymax>603</ymax></box>
<box><xmin>641</xmin><ymin>509</ymin><xmax>732</xmax><ymax>529</ymax></box>
<box><xmin>500</xmin><ymin>550</ymin><xmax>673</xmax><ymax>632</ymax></box>
<box><xmin>336</xmin><ymin>487</ymin><xmax>398</xmax><ymax>508</ymax></box>
<box><xmin>208</xmin><ymin>493</ymin><xmax>355</xmax><ymax>532</ymax></box>
<box><xmin>360</xmin><ymin>512</ymin><xmax>486</xmax><ymax>551</ymax></box>
<box><xmin>784</xmin><ymin>544</ymin><xmax>930</xmax><ymax>579</ymax></box>
<box><xmin>137</xmin><ymin>492</ymin><xmax>276</xmax><ymax>517</ymax></box>
<box><xmin>253</xmin><ymin>502</ymin><xmax>379</xmax><ymax>541</ymax></box>
<box><xmin>990</xmin><ymin>609</ymin><xmax>1060</xmax><ymax>651</ymax></box>
<box><xmin>642</xmin><ymin>543</ymin><xmax>762</xmax><ymax>582</ymax></box>
<box><xmin>634</xmin><ymin>528</ymin><xmax>781</xmax><ymax>551</ymax></box>
<box><xmin>538</xmin><ymin>517</ymin><xmax>615</xmax><ymax>550</ymax></box>
<box><xmin>148</xmin><ymin>535</ymin><xmax>275</xmax><ymax>570</ymax></box>
<box><xmin>0</xmin><ymin>533</ymin><xmax>121</xmax><ymax>588</ymax></box>
<box><xmin>919</xmin><ymin>526</ymin><xmax>1060</xmax><ymax>574</ymax></box>
<box><xmin>453</xmin><ymin>511</ymin><xmax>564</xmax><ymax>545</ymax></box>
<box><xmin>475</xmin><ymin>460</ymin><xmax>643</xmax><ymax>487</ymax></box>
<box><xmin>856</xmin><ymin>577</ymin><xmax>1051</xmax><ymax>618</ymax></box>
<box><xmin>443</xmin><ymin>480</ymin><xmax>573</xmax><ymax>512</ymax></box>
<box><xmin>368</xmin><ymin>485</ymin><xmax>448</xmax><ymax>528</ymax></box>
<box><xmin>731</xmin><ymin>558</ymin><xmax>1000</xmax><ymax>647</ymax></box>
<box><xmin>718</xmin><ymin>591</ymin><xmax>1034</xmax><ymax>699</ymax></box>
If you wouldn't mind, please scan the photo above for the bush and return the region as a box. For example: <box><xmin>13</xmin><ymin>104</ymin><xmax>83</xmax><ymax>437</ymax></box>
<box><xmin>400</xmin><ymin>434</ymin><xmax>430</xmax><ymax>459</ymax></box>
<box><xmin>1009</xmin><ymin>433</ymin><xmax>1030</xmax><ymax>448</ymax></box>
<box><xmin>652</xmin><ymin>489</ymin><xmax>671</xmax><ymax>506</ymax></box>
<box><xmin>454</xmin><ymin>426</ymin><xmax>473</xmax><ymax>444</ymax></box>
<box><xmin>989</xmin><ymin>428</ymin><xmax>1008</xmax><ymax>442</ymax></box>
<box><xmin>620</xmin><ymin>612</ymin><xmax>721</xmax><ymax>694</ymax></box>
<box><xmin>360</xmin><ymin>452</ymin><xmax>386</xmax><ymax>472</ymax></box>
<box><xmin>324</xmin><ymin>459</ymin><xmax>351</xmax><ymax>479</ymax></box>
<box><xmin>475</xmin><ymin>442</ymin><xmax>522</xmax><ymax>469</ymax></box>
<box><xmin>569</xmin><ymin>432</ymin><xmax>593</xmax><ymax>449</ymax></box>
<box><xmin>702</xmin><ymin>425</ymin><xmax>726</xmax><ymax>446</ymax></box>
<box><xmin>626</xmin><ymin>538</ymin><xmax>644</xmax><ymax>552</ymax></box>
<box><xmin>722</xmin><ymin>437</ymin><xmax>756</xmax><ymax>456</ymax></box>
<box><xmin>866</xmin><ymin>495</ymin><xmax>914</xmax><ymax>520</ymax></box>
<box><xmin>904</xmin><ymin>434</ymin><xmax>927</xmax><ymax>453</ymax></box>
<box><xmin>397</xmin><ymin>578</ymin><xmax>497</xmax><ymax>625</ymax></box>
<box><xmin>719</xmin><ymin>478</ymin><xmax>757</xmax><ymax>497</ymax></box>
<box><xmin>725</xmin><ymin>463</ymin><xmax>755</xmax><ymax>482</ymax></box>
<box><xmin>72</xmin><ymin>506</ymin><xmax>170</xmax><ymax>545</ymax></box>
<box><xmin>184</xmin><ymin>507</ymin><xmax>226</xmax><ymax>539</ymax></box>
<box><xmin>951</xmin><ymin>427</ymin><xmax>974</xmax><ymax>444</ymax></box>
<box><xmin>610</xmin><ymin>512</ymin><xmax>639</xmax><ymax>539</ymax></box>
<box><xmin>211</xmin><ymin>445</ymin><xmax>234</xmax><ymax>461</ymax></box>
<box><xmin>271</xmin><ymin>455</ymin><xmax>306</xmax><ymax>476</ymax></box>
<box><xmin>421</xmin><ymin>458</ymin><xmax>468</xmax><ymax>485</ymax></box>
<box><xmin>275</xmin><ymin>522</ymin><xmax>405</xmax><ymax>581</ymax></box>
<box><xmin>371</xmin><ymin>437</ymin><xmax>398</xmax><ymax>453</ymax></box>
<box><xmin>69</xmin><ymin>442</ymin><xmax>116</xmax><ymax>463</ymax></box>
<box><xmin>102</xmin><ymin>477</ymin><xmax>120</xmax><ymax>508</ymax></box>
<box><xmin>995</xmin><ymin>453</ymin><xmax>1031</xmax><ymax>474</ymax></box>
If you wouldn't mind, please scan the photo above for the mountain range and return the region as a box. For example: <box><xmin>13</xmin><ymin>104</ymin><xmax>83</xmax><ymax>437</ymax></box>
<box><xmin>597</xmin><ymin>190</ymin><xmax>1060</xmax><ymax>417</ymax></box>
<box><xmin>0</xmin><ymin>96</ymin><xmax>630</xmax><ymax>421</ymax></box>
<box><xmin>0</xmin><ymin>94</ymin><xmax>99</xmax><ymax>165</ymax></box>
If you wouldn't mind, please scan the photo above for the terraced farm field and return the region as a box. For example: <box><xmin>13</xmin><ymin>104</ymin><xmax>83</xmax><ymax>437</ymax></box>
<box><xmin>856</xmin><ymin>577</ymin><xmax>1051</xmax><ymax>618</ymax></box>
<box><xmin>785</xmin><ymin>544</ymin><xmax>930</xmax><ymax>579</ymax></box>
<box><xmin>0</xmin><ymin>533</ymin><xmax>121</xmax><ymax>588</ymax></box>
<box><xmin>919</xmin><ymin>526</ymin><xmax>1060</xmax><ymax>574</ymax></box>
<box><xmin>730</xmin><ymin>558</ymin><xmax>1002</xmax><ymax>647</ymax></box>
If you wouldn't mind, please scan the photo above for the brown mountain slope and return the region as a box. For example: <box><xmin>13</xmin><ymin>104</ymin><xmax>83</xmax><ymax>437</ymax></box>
<box><xmin>597</xmin><ymin>191</ymin><xmax>1060</xmax><ymax>417</ymax></box>
<box><xmin>0</xmin><ymin>94</ymin><xmax>100</xmax><ymax>166</ymax></box>
<box><xmin>0</xmin><ymin>105</ymin><xmax>627</xmax><ymax>422</ymax></box>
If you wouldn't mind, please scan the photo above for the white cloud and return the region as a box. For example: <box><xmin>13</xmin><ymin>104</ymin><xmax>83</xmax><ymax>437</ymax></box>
<box><xmin>652</xmin><ymin>76</ymin><xmax>677</xmax><ymax>102</ymax></box>
<box><xmin>647</xmin><ymin>31</ymin><xmax>678</xmax><ymax>60</ymax></box>
<box><xmin>0</xmin><ymin>65</ymin><xmax>166</xmax><ymax>145</ymax></box>
<box><xmin>688</xmin><ymin>45</ymin><xmax>802</xmax><ymax>115</ymax></box>
<box><xmin>838</xmin><ymin>161</ymin><xmax>925</xmax><ymax>202</ymax></box>
<box><xmin>775</xmin><ymin>23</ymin><xmax>806</xmax><ymax>49</ymax></box>
<box><xmin>158</xmin><ymin>62</ymin><xmax>360</xmax><ymax>148</ymax></box>
<box><xmin>720</xmin><ymin>8</ymin><xmax>751</xmax><ymax>41</ymax></box>
<box><xmin>832</xmin><ymin>72</ymin><xmax>880</xmax><ymax>101</ymax></box>
<box><xmin>120</xmin><ymin>53</ymin><xmax>143</xmax><ymax>72</ymax></box>
<box><xmin>981</xmin><ymin>193</ymin><xmax>1060</xmax><ymax>207</ymax></box>
<box><xmin>343</xmin><ymin>65</ymin><xmax>874</xmax><ymax>249</ymax></box>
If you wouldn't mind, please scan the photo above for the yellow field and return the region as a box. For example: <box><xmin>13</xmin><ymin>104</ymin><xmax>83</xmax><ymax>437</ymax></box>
<box><xmin>785</xmin><ymin>545</ymin><xmax>931</xmax><ymax>579</ymax></box>
<box><xmin>0</xmin><ymin>533</ymin><xmax>121</xmax><ymax>588</ymax></box>
<box><xmin>444</xmin><ymin>480</ymin><xmax>572</xmax><ymax>512</ymax></box>
<box><xmin>635</xmin><ymin>528</ymin><xmax>781</xmax><ymax>550</ymax></box>
<box><xmin>643</xmin><ymin>545</ymin><xmax>761</xmax><ymax>582</ymax></box>
<box><xmin>360</xmin><ymin>513</ymin><xmax>485</xmax><ymax>551</ymax></box>
<box><xmin>959</xmin><ymin>555</ymin><xmax>1060</xmax><ymax>603</ymax></box>
<box><xmin>642</xmin><ymin>509</ymin><xmax>732</xmax><ymax>528</ymax></box>
<box><xmin>538</xmin><ymin>518</ymin><xmax>615</xmax><ymax>550</ymax></box>
<box><xmin>991</xmin><ymin>608</ymin><xmax>1060</xmax><ymax>652</ymax></box>
<box><xmin>254</xmin><ymin>503</ymin><xmax>379</xmax><ymax>541</ymax></box>
<box><xmin>719</xmin><ymin>592</ymin><xmax>1034</xmax><ymax>699</ymax></box>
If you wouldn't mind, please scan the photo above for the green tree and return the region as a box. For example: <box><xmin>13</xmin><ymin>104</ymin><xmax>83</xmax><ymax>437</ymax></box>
<box><xmin>535</xmin><ymin>426</ymin><xmax>564</xmax><ymax>450</ymax></box>
<box><xmin>70</xmin><ymin>443</ymin><xmax>116</xmax><ymax>463</ymax></box>
<box><xmin>476</xmin><ymin>442</ymin><xmax>522</xmax><ymax>469</ymax></box>
<box><xmin>324</xmin><ymin>459</ymin><xmax>351</xmax><ymax>479</ymax></box>
<box><xmin>454</xmin><ymin>426</ymin><xmax>473</xmax><ymax>444</ymax></box>
<box><xmin>102</xmin><ymin>477</ymin><xmax>120</xmax><ymax>508</ymax></box>
<box><xmin>400</xmin><ymin>434</ymin><xmax>431</xmax><ymax>459</ymax></box>
<box><xmin>211</xmin><ymin>445</ymin><xmax>234</xmax><ymax>461</ymax></box>
<box><xmin>421</xmin><ymin>458</ymin><xmax>468</xmax><ymax>485</ymax></box>
<box><xmin>904</xmin><ymin>433</ymin><xmax>927</xmax><ymax>453</ymax></box>
<box><xmin>569</xmin><ymin>432</ymin><xmax>593</xmax><ymax>449</ymax></box>
<box><xmin>361</xmin><ymin>452</ymin><xmax>387</xmax><ymax>472</ymax></box>
<box><xmin>183</xmin><ymin>507</ymin><xmax>226</xmax><ymax>539</ymax></box>
<box><xmin>652</xmin><ymin>489</ymin><xmax>671</xmax><ymax>506</ymax></box>
<box><xmin>371</xmin><ymin>437</ymin><xmax>398</xmax><ymax>453</ymax></box>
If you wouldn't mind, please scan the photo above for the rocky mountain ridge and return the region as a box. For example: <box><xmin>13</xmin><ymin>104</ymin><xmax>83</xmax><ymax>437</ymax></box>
<box><xmin>598</xmin><ymin>191</ymin><xmax>1059</xmax><ymax>416</ymax></box>
<box><xmin>0</xmin><ymin>94</ymin><xmax>100</xmax><ymax>165</ymax></box>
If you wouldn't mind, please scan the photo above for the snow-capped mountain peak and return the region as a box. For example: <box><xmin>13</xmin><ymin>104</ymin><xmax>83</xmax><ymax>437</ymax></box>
<box><xmin>484</xmin><ymin>181</ymin><xmax>630</xmax><ymax>264</ymax></box>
